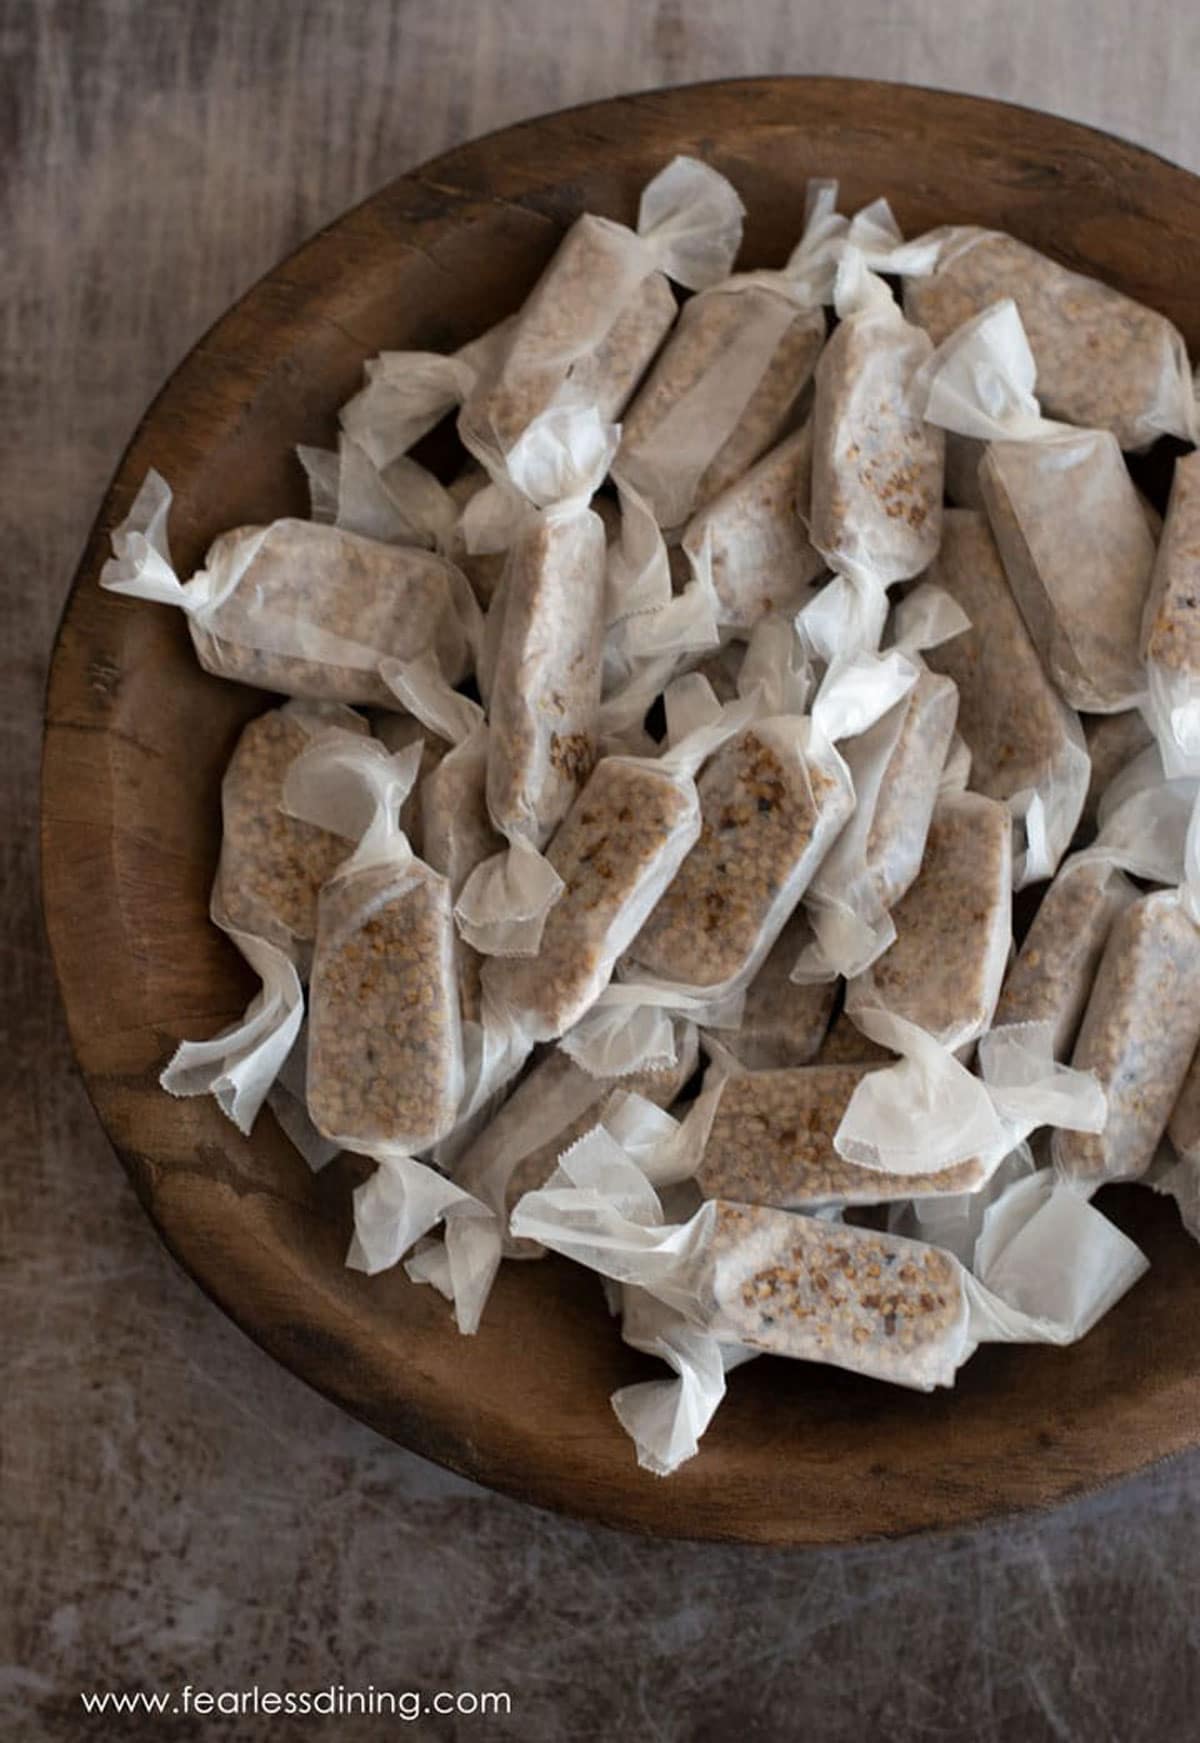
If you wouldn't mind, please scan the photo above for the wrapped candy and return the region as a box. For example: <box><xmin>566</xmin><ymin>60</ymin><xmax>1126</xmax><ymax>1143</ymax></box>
<box><xmin>1169</xmin><ymin>1046</ymin><xmax>1200</xmax><ymax>1169</ymax></box>
<box><xmin>100</xmin><ymin>472</ymin><xmax>474</xmax><ymax>705</ymax></box>
<box><xmin>620</xmin><ymin>622</ymin><xmax>892</xmax><ymax>1007</ymax></box>
<box><xmin>212</xmin><ymin>701</ymin><xmax>369</xmax><ymax>972</ymax></box>
<box><xmin>795</xmin><ymin>583</ymin><xmax>965</xmax><ymax>979</ymax></box>
<box><xmin>1141</xmin><ymin>449</ymin><xmax>1200</xmax><ymax>776</ymax></box>
<box><xmin>512</xmin><ymin>1124</ymin><xmax>1146</xmax><ymax>1425</ymax></box>
<box><xmin>454</xmin><ymin>405</ymin><xmax>616</xmax><ymax>957</ymax></box>
<box><xmin>1054</xmin><ymin>789</ymin><xmax>1200</xmax><ymax>1189</ymax></box>
<box><xmin>282</xmin><ymin>731</ymin><xmax>464</xmax><ymax>1154</ymax></box>
<box><xmin>808</xmin><ymin>211</ymin><xmax>945</xmax><ymax>607</ymax></box>
<box><xmin>613</xmin><ymin>180</ymin><xmax>842</xmax><ymax>530</ymax></box>
<box><xmin>480</xmin><ymin>685</ymin><xmax>757</xmax><ymax>1051</ymax></box>
<box><xmin>460</xmin><ymin>156</ymin><xmax>744</xmax><ymax>469</ymax></box>
<box><xmin>921</xmin><ymin>508</ymin><xmax>1090</xmax><ymax>885</ymax></box>
<box><xmin>679</xmin><ymin>419</ymin><xmax>827</xmax><ymax>638</ymax></box>
<box><xmin>844</xmin><ymin>791</ymin><xmax>1012</xmax><ymax>1052</ymax></box>
<box><xmin>911</xmin><ymin>299</ymin><xmax>1157</xmax><ymax>713</ymax></box>
<box><xmin>903</xmin><ymin>226</ymin><xmax>1195</xmax><ymax>450</ymax></box>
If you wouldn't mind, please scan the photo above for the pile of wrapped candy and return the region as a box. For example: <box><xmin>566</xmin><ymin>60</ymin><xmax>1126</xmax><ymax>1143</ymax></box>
<box><xmin>102</xmin><ymin>160</ymin><xmax>1200</xmax><ymax>1475</ymax></box>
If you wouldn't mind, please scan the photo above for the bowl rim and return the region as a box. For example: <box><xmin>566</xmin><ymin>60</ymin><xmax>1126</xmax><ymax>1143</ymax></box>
<box><xmin>40</xmin><ymin>74</ymin><xmax>1200</xmax><ymax>1546</ymax></box>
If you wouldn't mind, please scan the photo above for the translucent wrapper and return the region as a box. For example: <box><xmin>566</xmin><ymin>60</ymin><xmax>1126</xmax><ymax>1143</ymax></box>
<box><xmin>613</xmin><ymin>180</ymin><xmax>842</xmax><ymax>530</ymax></box>
<box><xmin>101</xmin><ymin>471</ymin><xmax>473</xmax><ymax>705</ymax></box>
<box><xmin>454</xmin><ymin>405</ymin><xmax>616</xmax><ymax>958</ymax></box>
<box><xmin>266</xmin><ymin>1020</ymin><xmax>341</xmax><ymax>1173</ymax></box>
<box><xmin>381</xmin><ymin>659</ymin><xmax>500</xmax><ymax>1027</ymax></box>
<box><xmin>297</xmin><ymin>431</ymin><xmax>458</xmax><ymax>553</ymax></box>
<box><xmin>282</xmin><ymin>732</ymin><xmax>464</xmax><ymax>1155</ymax></box>
<box><xmin>454</xmin><ymin>1022</ymin><xmax>699</xmax><ymax>1259</ymax></box>
<box><xmin>889</xmin><ymin>1142</ymin><xmax>1037</xmax><ymax>1266</ymax></box>
<box><xmin>922</xmin><ymin>508</ymin><xmax>1090</xmax><ymax>885</ymax></box>
<box><xmin>845</xmin><ymin>791</ymin><xmax>1012</xmax><ymax>1052</ymax></box>
<box><xmin>622</xmin><ymin>629</ymin><xmax>888</xmax><ymax>1011</ymax></box>
<box><xmin>714</xmin><ymin>908</ymin><xmax>837</xmax><ymax>1071</ymax></box>
<box><xmin>1055</xmin><ymin>890</ymin><xmax>1200</xmax><ymax>1187</ymax></box>
<box><xmin>347</xmin><ymin>1150</ymin><xmax>499</xmax><ymax>1336</ymax></box>
<box><xmin>911</xmin><ymin>299</ymin><xmax>1157</xmax><ymax>713</ymax></box>
<box><xmin>994</xmin><ymin>856</ymin><xmax>1136</xmax><ymax>1060</ymax></box>
<box><xmin>1141</xmin><ymin>449</ymin><xmax>1200</xmax><ymax>776</ymax></box>
<box><xmin>159</xmin><ymin>925</ymin><xmax>304</xmax><ymax>1136</ymax></box>
<box><xmin>809</xmin><ymin>233</ymin><xmax>945</xmax><ymax>591</ymax></box>
<box><xmin>903</xmin><ymin>225</ymin><xmax>1195</xmax><ymax>450</ymax></box>
<box><xmin>212</xmin><ymin>700</ymin><xmax>369</xmax><ymax>973</ymax></box>
<box><xmin>511</xmin><ymin>1126</ymin><xmax>1145</xmax><ymax>1409</ymax></box>
<box><xmin>338</xmin><ymin>320</ymin><xmax>511</xmax><ymax>472</ymax></box>
<box><xmin>679</xmin><ymin>419</ymin><xmax>827</xmax><ymax>637</ymax></box>
<box><xmin>816</xmin><ymin>1010</ymin><xmax>895</xmax><ymax>1066</ymax></box>
<box><xmin>369</xmin><ymin>708</ymin><xmax>447</xmax><ymax>860</ymax></box>
<box><xmin>1081</xmin><ymin>710</ymin><xmax>1154</xmax><ymax>833</ymax></box>
<box><xmin>796</xmin><ymin>583</ymin><xmax>965</xmax><ymax>979</ymax></box>
<box><xmin>481</xmin><ymin>689</ymin><xmax>758</xmax><ymax>1050</ymax></box>
<box><xmin>679</xmin><ymin>1064</ymin><xmax>988</xmax><ymax>1209</ymax></box>
<box><xmin>444</xmin><ymin>464</ymin><xmax>509</xmax><ymax>608</ymax></box>
<box><xmin>831</xmin><ymin>1011</ymin><xmax>1106</xmax><ymax>1184</ymax></box>
<box><xmin>460</xmin><ymin>156</ymin><xmax>744</xmax><ymax>468</ymax></box>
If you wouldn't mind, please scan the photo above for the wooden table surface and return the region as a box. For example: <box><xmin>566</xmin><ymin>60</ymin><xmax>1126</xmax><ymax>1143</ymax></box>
<box><xmin>8</xmin><ymin>4</ymin><xmax>1200</xmax><ymax>1738</ymax></box>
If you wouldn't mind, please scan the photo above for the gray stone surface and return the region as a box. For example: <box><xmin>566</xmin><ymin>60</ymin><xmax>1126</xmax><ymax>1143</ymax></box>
<box><xmin>6</xmin><ymin>2</ymin><xmax>1200</xmax><ymax>1736</ymax></box>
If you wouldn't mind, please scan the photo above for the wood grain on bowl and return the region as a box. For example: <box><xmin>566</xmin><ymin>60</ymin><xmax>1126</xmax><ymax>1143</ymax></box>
<box><xmin>41</xmin><ymin>77</ymin><xmax>1200</xmax><ymax>1545</ymax></box>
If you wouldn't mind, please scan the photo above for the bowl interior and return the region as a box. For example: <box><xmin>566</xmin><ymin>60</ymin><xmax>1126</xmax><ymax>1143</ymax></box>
<box><xmin>42</xmin><ymin>77</ymin><xmax>1200</xmax><ymax>1544</ymax></box>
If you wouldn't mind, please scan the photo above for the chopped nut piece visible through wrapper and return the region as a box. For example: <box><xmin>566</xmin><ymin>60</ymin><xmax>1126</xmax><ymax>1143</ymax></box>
<box><xmin>213</xmin><ymin>701</ymin><xmax>369</xmax><ymax>972</ymax></box>
<box><xmin>912</xmin><ymin>299</ymin><xmax>1157</xmax><ymax>714</ymax></box>
<box><xmin>922</xmin><ymin>508</ymin><xmax>1090</xmax><ymax>885</ymax></box>
<box><xmin>101</xmin><ymin>472</ymin><xmax>474</xmax><ymax>705</ymax></box>
<box><xmin>904</xmin><ymin>226</ymin><xmax>1195</xmax><ymax>451</ymax></box>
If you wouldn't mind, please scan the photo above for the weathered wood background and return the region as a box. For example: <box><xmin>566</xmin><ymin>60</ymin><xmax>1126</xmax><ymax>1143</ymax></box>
<box><xmin>7</xmin><ymin>3</ymin><xmax>1200</xmax><ymax>1737</ymax></box>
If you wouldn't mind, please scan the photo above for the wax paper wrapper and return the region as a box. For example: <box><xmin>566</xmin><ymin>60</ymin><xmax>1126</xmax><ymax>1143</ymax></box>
<box><xmin>282</xmin><ymin>732</ymin><xmax>464</xmax><ymax>1156</ymax></box>
<box><xmin>1141</xmin><ymin>448</ymin><xmax>1200</xmax><ymax>777</ymax></box>
<box><xmin>460</xmin><ymin>155</ymin><xmax>745</xmax><ymax>470</ymax></box>
<box><xmin>613</xmin><ymin>179</ymin><xmax>843</xmax><ymax>530</ymax></box>
<box><xmin>100</xmin><ymin>471</ymin><xmax>474</xmax><ymax>704</ymax></box>
<box><xmin>910</xmin><ymin>298</ymin><xmax>1157</xmax><ymax>713</ymax></box>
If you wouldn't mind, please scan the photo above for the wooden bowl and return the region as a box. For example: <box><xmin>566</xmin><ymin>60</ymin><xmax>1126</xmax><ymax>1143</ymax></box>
<box><xmin>42</xmin><ymin>77</ymin><xmax>1200</xmax><ymax>1545</ymax></box>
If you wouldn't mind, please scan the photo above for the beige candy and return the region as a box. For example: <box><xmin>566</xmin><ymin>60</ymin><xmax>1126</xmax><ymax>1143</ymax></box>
<box><xmin>196</xmin><ymin>520</ymin><xmax>472</xmax><ymax>704</ymax></box>
<box><xmin>681</xmin><ymin>422</ymin><xmax>827</xmax><ymax>636</ymax></box>
<box><xmin>1141</xmin><ymin>449</ymin><xmax>1200</xmax><ymax>762</ymax></box>
<box><xmin>483</xmin><ymin>756</ymin><xmax>698</xmax><ymax>1044</ymax></box>
<box><xmin>715</xmin><ymin>908</ymin><xmax>836</xmax><ymax>1072</ymax></box>
<box><xmin>994</xmin><ymin>858</ymin><xmax>1137</xmax><ymax>1059</ymax></box>
<box><xmin>460</xmin><ymin>214</ymin><xmax>676</xmax><ymax>459</ymax></box>
<box><xmin>627</xmin><ymin>723</ymin><xmax>852</xmax><ymax>993</ymax></box>
<box><xmin>704</xmin><ymin>1201</ymin><xmax>967</xmax><ymax>1389</ymax></box>
<box><xmin>816</xmin><ymin>1011</ymin><xmax>896</xmax><ymax>1066</ymax></box>
<box><xmin>617</xmin><ymin>281</ymin><xmax>824</xmax><ymax>528</ymax></box>
<box><xmin>307</xmin><ymin>863</ymin><xmax>462</xmax><ymax>1152</ymax></box>
<box><xmin>1055</xmin><ymin>890</ymin><xmax>1200</xmax><ymax>1185</ymax></box>
<box><xmin>214</xmin><ymin>702</ymin><xmax>368</xmax><ymax>969</ymax></box>
<box><xmin>904</xmin><ymin>227</ymin><xmax>1192</xmax><ymax>451</ymax></box>
<box><xmin>1081</xmin><ymin>711</ymin><xmax>1155</xmax><ymax>831</ymax></box>
<box><xmin>978</xmin><ymin>431</ymin><xmax>1156</xmax><ymax>713</ymax></box>
<box><xmin>487</xmin><ymin>510</ymin><xmax>606</xmax><ymax>848</ymax></box>
<box><xmin>847</xmin><ymin>792</ymin><xmax>1012</xmax><ymax>1050</ymax></box>
<box><xmin>923</xmin><ymin>510</ymin><xmax>1089</xmax><ymax>870</ymax></box>
<box><xmin>1169</xmin><ymin>1045</ymin><xmax>1200</xmax><ymax>1168</ymax></box>
<box><xmin>696</xmin><ymin>1066</ymin><xmax>985</xmax><ymax>1209</ymax></box>
<box><xmin>809</xmin><ymin>303</ymin><xmax>944</xmax><ymax>583</ymax></box>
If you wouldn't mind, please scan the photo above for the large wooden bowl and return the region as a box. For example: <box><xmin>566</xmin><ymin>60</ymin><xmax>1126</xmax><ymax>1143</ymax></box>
<box><xmin>42</xmin><ymin>78</ymin><xmax>1200</xmax><ymax>1545</ymax></box>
